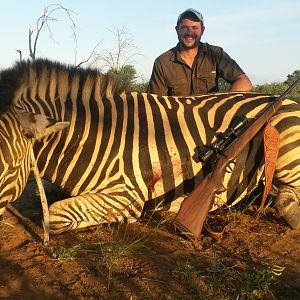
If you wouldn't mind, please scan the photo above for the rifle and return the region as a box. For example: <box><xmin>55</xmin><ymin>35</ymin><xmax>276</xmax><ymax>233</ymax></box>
<box><xmin>174</xmin><ymin>78</ymin><xmax>300</xmax><ymax>241</ymax></box>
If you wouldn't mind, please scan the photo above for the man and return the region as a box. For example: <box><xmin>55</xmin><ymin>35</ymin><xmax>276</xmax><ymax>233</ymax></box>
<box><xmin>147</xmin><ymin>8</ymin><xmax>252</xmax><ymax>96</ymax></box>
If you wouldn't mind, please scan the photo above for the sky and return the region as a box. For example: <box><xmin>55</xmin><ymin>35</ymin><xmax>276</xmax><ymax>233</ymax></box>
<box><xmin>0</xmin><ymin>0</ymin><xmax>299</xmax><ymax>85</ymax></box>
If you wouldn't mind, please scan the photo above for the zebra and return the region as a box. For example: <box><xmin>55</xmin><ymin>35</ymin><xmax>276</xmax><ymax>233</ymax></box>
<box><xmin>0</xmin><ymin>58</ymin><xmax>299</xmax><ymax>235</ymax></box>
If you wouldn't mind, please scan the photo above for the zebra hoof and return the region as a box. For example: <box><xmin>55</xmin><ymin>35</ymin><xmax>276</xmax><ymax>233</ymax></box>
<box><xmin>275</xmin><ymin>188</ymin><xmax>300</xmax><ymax>229</ymax></box>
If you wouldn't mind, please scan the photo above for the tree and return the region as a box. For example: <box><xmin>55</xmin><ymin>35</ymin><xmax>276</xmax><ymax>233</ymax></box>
<box><xmin>20</xmin><ymin>5</ymin><xmax>145</xmax><ymax>91</ymax></box>
<box><xmin>89</xmin><ymin>26</ymin><xmax>145</xmax><ymax>93</ymax></box>
<box><xmin>252</xmin><ymin>70</ymin><xmax>300</xmax><ymax>102</ymax></box>
<box><xmin>28</xmin><ymin>4</ymin><xmax>77</xmax><ymax>61</ymax></box>
<box><xmin>134</xmin><ymin>80</ymin><xmax>148</xmax><ymax>93</ymax></box>
<box><xmin>284</xmin><ymin>70</ymin><xmax>300</xmax><ymax>86</ymax></box>
<box><xmin>107</xmin><ymin>65</ymin><xmax>148</xmax><ymax>94</ymax></box>
<box><xmin>284</xmin><ymin>70</ymin><xmax>300</xmax><ymax>101</ymax></box>
<box><xmin>90</xmin><ymin>26</ymin><xmax>142</xmax><ymax>73</ymax></box>
<box><xmin>108</xmin><ymin>65</ymin><xmax>137</xmax><ymax>93</ymax></box>
<box><xmin>218</xmin><ymin>78</ymin><xmax>231</xmax><ymax>92</ymax></box>
<box><xmin>253</xmin><ymin>82</ymin><xmax>288</xmax><ymax>95</ymax></box>
<box><xmin>20</xmin><ymin>4</ymin><xmax>100</xmax><ymax>67</ymax></box>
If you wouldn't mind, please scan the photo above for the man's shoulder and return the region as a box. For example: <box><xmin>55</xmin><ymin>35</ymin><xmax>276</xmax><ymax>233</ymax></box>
<box><xmin>155</xmin><ymin>46</ymin><xmax>177</xmax><ymax>62</ymax></box>
<box><xmin>201</xmin><ymin>42</ymin><xmax>223</xmax><ymax>54</ymax></box>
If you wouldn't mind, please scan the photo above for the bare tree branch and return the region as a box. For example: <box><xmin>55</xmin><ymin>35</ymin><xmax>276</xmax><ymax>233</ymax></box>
<box><xmin>91</xmin><ymin>25</ymin><xmax>143</xmax><ymax>73</ymax></box>
<box><xmin>28</xmin><ymin>4</ymin><xmax>77</xmax><ymax>61</ymax></box>
<box><xmin>24</xmin><ymin>5</ymin><xmax>143</xmax><ymax>71</ymax></box>
<box><xmin>16</xmin><ymin>50</ymin><xmax>22</xmax><ymax>61</ymax></box>
<box><xmin>75</xmin><ymin>41</ymin><xmax>102</xmax><ymax>68</ymax></box>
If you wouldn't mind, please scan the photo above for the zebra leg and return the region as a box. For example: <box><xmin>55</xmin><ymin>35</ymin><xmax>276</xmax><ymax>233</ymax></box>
<box><xmin>48</xmin><ymin>192</ymin><xmax>143</xmax><ymax>234</ymax></box>
<box><xmin>275</xmin><ymin>187</ymin><xmax>300</xmax><ymax>229</ymax></box>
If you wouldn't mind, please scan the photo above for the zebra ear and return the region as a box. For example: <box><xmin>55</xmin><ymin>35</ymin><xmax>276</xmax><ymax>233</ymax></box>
<box><xmin>15</xmin><ymin>109</ymin><xmax>70</xmax><ymax>140</ymax></box>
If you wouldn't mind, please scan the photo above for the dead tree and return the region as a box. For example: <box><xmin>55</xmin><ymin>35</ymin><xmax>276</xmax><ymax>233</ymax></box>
<box><xmin>90</xmin><ymin>25</ymin><xmax>142</xmax><ymax>73</ymax></box>
<box><xmin>28</xmin><ymin>4</ymin><xmax>77</xmax><ymax>61</ymax></box>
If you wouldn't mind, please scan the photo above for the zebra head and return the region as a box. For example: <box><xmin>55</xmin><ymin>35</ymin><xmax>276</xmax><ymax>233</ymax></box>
<box><xmin>0</xmin><ymin>107</ymin><xmax>69</xmax><ymax>217</ymax></box>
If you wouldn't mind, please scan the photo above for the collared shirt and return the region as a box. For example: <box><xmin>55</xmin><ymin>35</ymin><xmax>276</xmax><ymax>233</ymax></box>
<box><xmin>147</xmin><ymin>42</ymin><xmax>245</xmax><ymax>96</ymax></box>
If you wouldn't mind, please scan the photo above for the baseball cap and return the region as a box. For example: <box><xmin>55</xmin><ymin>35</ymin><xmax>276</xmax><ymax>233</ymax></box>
<box><xmin>177</xmin><ymin>8</ymin><xmax>204</xmax><ymax>26</ymax></box>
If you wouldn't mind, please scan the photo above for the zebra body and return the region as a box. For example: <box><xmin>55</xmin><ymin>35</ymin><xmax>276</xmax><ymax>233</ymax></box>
<box><xmin>0</xmin><ymin>59</ymin><xmax>299</xmax><ymax>233</ymax></box>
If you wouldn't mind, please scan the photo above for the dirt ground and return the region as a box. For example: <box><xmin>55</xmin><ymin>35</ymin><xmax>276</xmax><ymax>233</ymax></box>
<box><xmin>0</xmin><ymin>178</ymin><xmax>299</xmax><ymax>300</ymax></box>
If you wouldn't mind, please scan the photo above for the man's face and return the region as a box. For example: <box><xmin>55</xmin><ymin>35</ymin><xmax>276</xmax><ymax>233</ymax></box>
<box><xmin>176</xmin><ymin>18</ymin><xmax>205</xmax><ymax>50</ymax></box>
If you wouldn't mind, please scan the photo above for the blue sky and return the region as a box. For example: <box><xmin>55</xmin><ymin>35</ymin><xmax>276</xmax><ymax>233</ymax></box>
<box><xmin>1</xmin><ymin>0</ymin><xmax>299</xmax><ymax>85</ymax></box>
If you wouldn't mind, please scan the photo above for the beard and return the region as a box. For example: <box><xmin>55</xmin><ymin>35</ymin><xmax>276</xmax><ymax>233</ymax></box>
<box><xmin>179</xmin><ymin>38</ymin><xmax>200</xmax><ymax>50</ymax></box>
<box><xmin>179</xmin><ymin>36</ymin><xmax>201</xmax><ymax>50</ymax></box>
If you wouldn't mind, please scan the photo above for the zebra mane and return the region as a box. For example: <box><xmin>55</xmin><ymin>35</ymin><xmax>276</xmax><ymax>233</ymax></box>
<box><xmin>0</xmin><ymin>58</ymin><xmax>117</xmax><ymax>113</ymax></box>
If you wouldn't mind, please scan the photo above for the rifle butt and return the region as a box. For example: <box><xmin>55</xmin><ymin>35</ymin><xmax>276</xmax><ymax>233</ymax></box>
<box><xmin>174</xmin><ymin>175</ymin><xmax>223</xmax><ymax>240</ymax></box>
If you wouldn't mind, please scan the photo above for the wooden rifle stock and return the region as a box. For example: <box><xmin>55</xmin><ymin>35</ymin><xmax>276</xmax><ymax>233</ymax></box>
<box><xmin>174</xmin><ymin>79</ymin><xmax>300</xmax><ymax>241</ymax></box>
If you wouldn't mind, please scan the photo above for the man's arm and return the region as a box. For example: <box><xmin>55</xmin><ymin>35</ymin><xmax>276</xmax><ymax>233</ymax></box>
<box><xmin>215</xmin><ymin>46</ymin><xmax>253</xmax><ymax>92</ymax></box>
<box><xmin>147</xmin><ymin>59</ymin><xmax>169</xmax><ymax>95</ymax></box>
<box><xmin>229</xmin><ymin>74</ymin><xmax>253</xmax><ymax>92</ymax></box>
